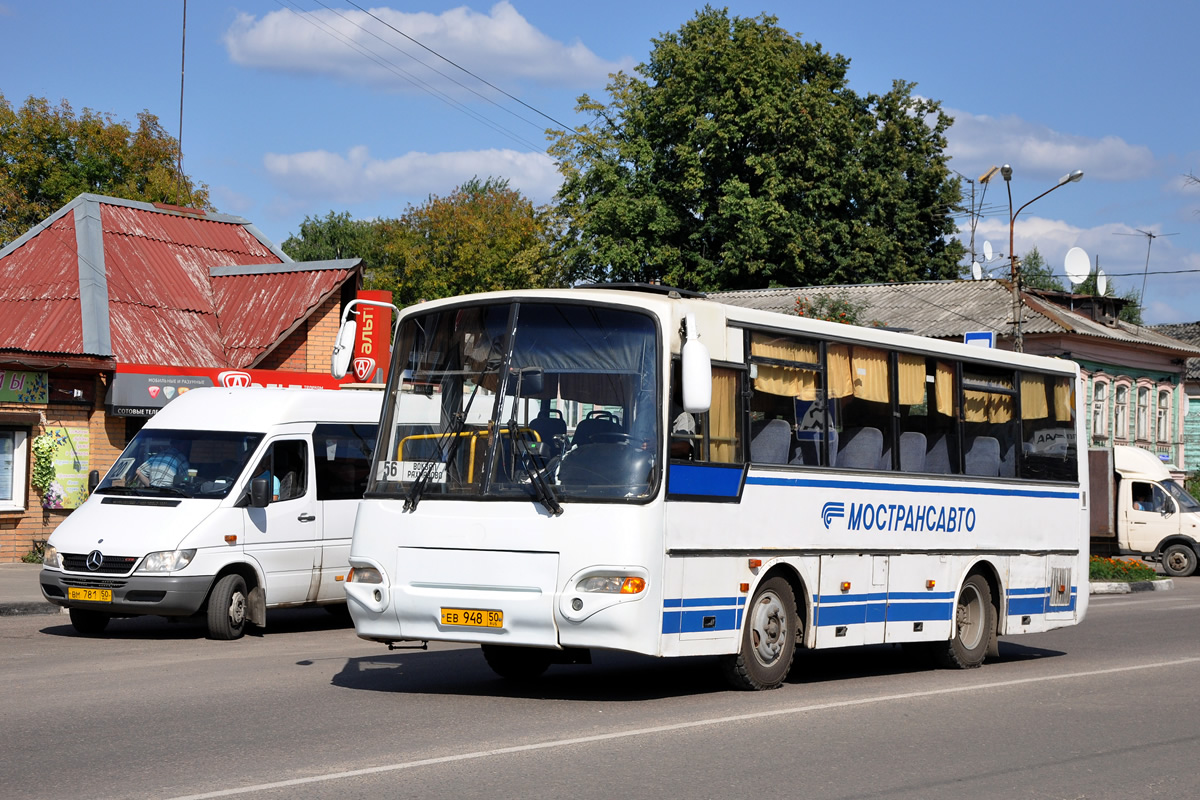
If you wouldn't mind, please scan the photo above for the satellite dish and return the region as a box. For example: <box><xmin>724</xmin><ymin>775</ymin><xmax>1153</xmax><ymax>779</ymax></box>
<box><xmin>1097</xmin><ymin>268</ymin><xmax>1107</xmax><ymax>296</ymax></box>
<box><xmin>1064</xmin><ymin>247</ymin><xmax>1090</xmax><ymax>286</ymax></box>
<box><xmin>971</xmin><ymin>261</ymin><xmax>982</xmax><ymax>280</ymax></box>
<box><xmin>983</xmin><ymin>241</ymin><xmax>993</xmax><ymax>262</ymax></box>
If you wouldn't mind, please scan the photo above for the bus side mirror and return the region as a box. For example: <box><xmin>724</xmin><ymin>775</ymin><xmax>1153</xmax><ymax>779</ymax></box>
<box><xmin>250</xmin><ymin>477</ymin><xmax>271</xmax><ymax>508</ymax></box>
<box><xmin>681</xmin><ymin>313</ymin><xmax>711</xmax><ymax>414</ymax></box>
<box><xmin>330</xmin><ymin>319</ymin><xmax>357</xmax><ymax>379</ymax></box>
<box><xmin>87</xmin><ymin>470</ymin><xmax>99</xmax><ymax>493</ymax></box>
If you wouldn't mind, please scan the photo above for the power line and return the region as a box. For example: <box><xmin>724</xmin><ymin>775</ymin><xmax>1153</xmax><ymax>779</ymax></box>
<box><xmin>273</xmin><ymin>0</ymin><xmax>546</xmax><ymax>152</ymax></box>
<box><xmin>341</xmin><ymin>0</ymin><xmax>580</xmax><ymax>135</ymax></box>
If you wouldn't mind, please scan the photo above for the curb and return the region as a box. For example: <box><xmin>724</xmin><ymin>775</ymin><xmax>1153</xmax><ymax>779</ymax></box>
<box><xmin>1089</xmin><ymin>578</ymin><xmax>1174</xmax><ymax>595</ymax></box>
<box><xmin>0</xmin><ymin>601</ymin><xmax>65</xmax><ymax>617</ymax></box>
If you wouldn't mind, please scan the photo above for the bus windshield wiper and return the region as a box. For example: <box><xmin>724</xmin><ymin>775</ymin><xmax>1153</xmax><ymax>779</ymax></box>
<box><xmin>505</xmin><ymin>366</ymin><xmax>562</xmax><ymax>517</ymax></box>
<box><xmin>404</xmin><ymin>352</ymin><xmax>501</xmax><ymax>513</ymax></box>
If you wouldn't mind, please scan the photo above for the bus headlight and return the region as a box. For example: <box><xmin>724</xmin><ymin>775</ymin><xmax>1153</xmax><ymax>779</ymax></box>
<box><xmin>577</xmin><ymin>575</ymin><xmax>646</xmax><ymax>594</ymax></box>
<box><xmin>139</xmin><ymin>549</ymin><xmax>196</xmax><ymax>572</ymax></box>
<box><xmin>42</xmin><ymin>545</ymin><xmax>62</xmax><ymax>569</ymax></box>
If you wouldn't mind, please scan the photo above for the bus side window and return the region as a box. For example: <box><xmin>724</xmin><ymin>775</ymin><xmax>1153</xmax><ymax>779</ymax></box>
<box><xmin>828</xmin><ymin>344</ymin><xmax>891</xmax><ymax>470</ymax></box>
<box><xmin>675</xmin><ymin>365</ymin><xmax>742</xmax><ymax>464</ymax></box>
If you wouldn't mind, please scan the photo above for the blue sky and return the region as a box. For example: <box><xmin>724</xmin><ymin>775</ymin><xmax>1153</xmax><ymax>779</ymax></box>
<box><xmin>3</xmin><ymin>1</ymin><xmax>1199</xmax><ymax>323</ymax></box>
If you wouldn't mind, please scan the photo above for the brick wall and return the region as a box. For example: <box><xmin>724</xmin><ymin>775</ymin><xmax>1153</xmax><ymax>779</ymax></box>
<box><xmin>306</xmin><ymin>294</ymin><xmax>341</xmax><ymax>373</ymax></box>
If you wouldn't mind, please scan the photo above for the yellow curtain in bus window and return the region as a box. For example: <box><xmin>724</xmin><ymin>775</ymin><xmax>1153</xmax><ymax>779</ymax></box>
<box><xmin>40</xmin><ymin>427</ymin><xmax>90</xmax><ymax>509</ymax></box>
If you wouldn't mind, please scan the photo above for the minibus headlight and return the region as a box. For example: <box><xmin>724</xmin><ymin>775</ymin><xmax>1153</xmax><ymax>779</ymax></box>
<box><xmin>347</xmin><ymin>566</ymin><xmax>383</xmax><ymax>584</ymax></box>
<box><xmin>577</xmin><ymin>576</ymin><xmax>646</xmax><ymax>594</ymax></box>
<box><xmin>42</xmin><ymin>545</ymin><xmax>61</xmax><ymax>569</ymax></box>
<box><xmin>139</xmin><ymin>549</ymin><xmax>197</xmax><ymax>572</ymax></box>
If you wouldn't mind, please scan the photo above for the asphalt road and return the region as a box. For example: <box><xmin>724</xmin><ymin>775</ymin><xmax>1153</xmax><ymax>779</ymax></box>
<box><xmin>3</xmin><ymin>582</ymin><xmax>1199</xmax><ymax>800</ymax></box>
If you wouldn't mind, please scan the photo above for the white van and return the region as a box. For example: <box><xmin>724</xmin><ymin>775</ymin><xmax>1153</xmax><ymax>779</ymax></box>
<box><xmin>40</xmin><ymin>387</ymin><xmax>381</xmax><ymax>638</ymax></box>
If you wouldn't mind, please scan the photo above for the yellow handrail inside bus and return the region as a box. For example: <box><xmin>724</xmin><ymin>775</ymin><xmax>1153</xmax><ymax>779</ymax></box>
<box><xmin>398</xmin><ymin>428</ymin><xmax>541</xmax><ymax>483</ymax></box>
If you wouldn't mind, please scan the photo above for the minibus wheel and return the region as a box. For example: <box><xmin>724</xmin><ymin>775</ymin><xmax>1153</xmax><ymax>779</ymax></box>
<box><xmin>481</xmin><ymin>644</ymin><xmax>552</xmax><ymax>681</ymax></box>
<box><xmin>69</xmin><ymin>608</ymin><xmax>110</xmax><ymax>636</ymax></box>
<box><xmin>936</xmin><ymin>574</ymin><xmax>994</xmax><ymax>669</ymax></box>
<box><xmin>721</xmin><ymin>576</ymin><xmax>798</xmax><ymax>690</ymax></box>
<box><xmin>207</xmin><ymin>574</ymin><xmax>248</xmax><ymax>640</ymax></box>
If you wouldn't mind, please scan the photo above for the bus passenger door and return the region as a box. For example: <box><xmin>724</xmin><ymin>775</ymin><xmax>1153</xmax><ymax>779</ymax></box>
<box><xmin>814</xmin><ymin>555</ymin><xmax>876</xmax><ymax>648</ymax></box>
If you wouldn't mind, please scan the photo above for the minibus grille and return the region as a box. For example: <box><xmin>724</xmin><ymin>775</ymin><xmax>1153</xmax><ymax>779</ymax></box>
<box><xmin>62</xmin><ymin>553</ymin><xmax>139</xmax><ymax>575</ymax></box>
<box><xmin>62</xmin><ymin>577</ymin><xmax>127</xmax><ymax>590</ymax></box>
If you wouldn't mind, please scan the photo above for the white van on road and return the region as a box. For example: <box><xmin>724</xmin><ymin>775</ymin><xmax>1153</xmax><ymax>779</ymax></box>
<box><xmin>39</xmin><ymin>387</ymin><xmax>381</xmax><ymax>638</ymax></box>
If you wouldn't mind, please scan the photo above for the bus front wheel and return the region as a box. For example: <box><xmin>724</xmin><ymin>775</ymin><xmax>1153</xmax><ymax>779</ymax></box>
<box><xmin>721</xmin><ymin>576</ymin><xmax>799</xmax><ymax>691</ymax></box>
<box><xmin>935</xmin><ymin>574</ymin><xmax>995</xmax><ymax>669</ymax></box>
<box><xmin>481</xmin><ymin>644</ymin><xmax>553</xmax><ymax>681</ymax></box>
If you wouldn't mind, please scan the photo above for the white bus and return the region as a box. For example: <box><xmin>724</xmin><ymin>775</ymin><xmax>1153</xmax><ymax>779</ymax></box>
<box><xmin>344</xmin><ymin>286</ymin><xmax>1088</xmax><ymax>690</ymax></box>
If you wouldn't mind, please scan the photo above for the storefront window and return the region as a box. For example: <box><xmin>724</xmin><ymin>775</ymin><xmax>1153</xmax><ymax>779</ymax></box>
<box><xmin>0</xmin><ymin>429</ymin><xmax>28</xmax><ymax>511</ymax></box>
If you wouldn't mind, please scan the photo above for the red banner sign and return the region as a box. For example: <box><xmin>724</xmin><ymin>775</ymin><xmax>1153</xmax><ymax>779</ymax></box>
<box><xmin>353</xmin><ymin>289</ymin><xmax>393</xmax><ymax>384</ymax></box>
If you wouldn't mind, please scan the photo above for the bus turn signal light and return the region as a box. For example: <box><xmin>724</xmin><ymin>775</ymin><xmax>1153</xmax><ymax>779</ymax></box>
<box><xmin>926</xmin><ymin>580</ymin><xmax>936</xmax><ymax>590</ymax></box>
<box><xmin>224</xmin><ymin>535</ymin><xmax>237</xmax><ymax>544</ymax></box>
<box><xmin>840</xmin><ymin>581</ymin><xmax>851</xmax><ymax>593</ymax></box>
<box><xmin>748</xmin><ymin>558</ymin><xmax>762</xmax><ymax>569</ymax></box>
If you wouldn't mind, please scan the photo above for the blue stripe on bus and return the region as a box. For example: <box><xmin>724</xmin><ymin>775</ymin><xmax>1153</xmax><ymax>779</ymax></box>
<box><xmin>662</xmin><ymin>586</ymin><xmax>1077</xmax><ymax>634</ymax></box>
<box><xmin>661</xmin><ymin>596</ymin><xmax>745</xmax><ymax>634</ymax></box>
<box><xmin>667</xmin><ymin>463</ymin><xmax>745</xmax><ymax>498</ymax></box>
<box><xmin>1005</xmin><ymin>586</ymin><xmax>1078</xmax><ymax>615</ymax></box>
<box><xmin>744</xmin><ymin>475</ymin><xmax>1079</xmax><ymax>500</ymax></box>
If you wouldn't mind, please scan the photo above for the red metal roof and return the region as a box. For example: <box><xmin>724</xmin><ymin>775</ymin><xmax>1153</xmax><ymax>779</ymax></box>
<box><xmin>0</xmin><ymin>194</ymin><xmax>359</xmax><ymax>368</ymax></box>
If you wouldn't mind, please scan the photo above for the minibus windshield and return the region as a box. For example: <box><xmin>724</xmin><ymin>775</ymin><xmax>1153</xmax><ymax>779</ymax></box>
<box><xmin>96</xmin><ymin>429</ymin><xmax>265</xmax><ymax>499</ymax></box>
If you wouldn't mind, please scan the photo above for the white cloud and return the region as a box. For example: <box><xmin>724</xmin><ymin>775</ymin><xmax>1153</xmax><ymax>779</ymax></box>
<box><xmin>944</xmin><ymin>107</ymin><xmax>1155</xmax><ymax>182</ymax></box>
<box><xmin>223</xmin><ymin>2</ymin><xmax>631</xmax><ymax>91</ymax></box>
<box><xmin>262</xmin><ymin>144</ymin><xmax>562</xmax><ymax>206</ymax></box>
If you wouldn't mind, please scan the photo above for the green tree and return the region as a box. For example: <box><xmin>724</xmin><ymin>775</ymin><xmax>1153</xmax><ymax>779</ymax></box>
<box><xmin>548</xmin><ymin>7</ymin><xmax>963</xmax><ymax>291</ymax></box>
<box><xmin>281</xmin><ymin>211</ymin><xmax>386</xmax><ymax>277</ymax></box>
<box><xmin>0</xmin><ymin>93</ymin><xmax>211</xmax><ymax>246</ymax></box>
<box><xmin>1018</xmin><ymin>247</ymin><xmax>1065</xmax><ymax>291</ymax></box>
<box><xmin>376</xmin><ymin>177</ymin><xmax>563</xmax><ymax>307</ymax></box>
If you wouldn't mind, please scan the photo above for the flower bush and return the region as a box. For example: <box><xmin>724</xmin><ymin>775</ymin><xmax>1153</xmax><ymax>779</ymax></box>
<box><xmin>1089</xmin><ymin>555</ymin><xmax>1159</xmax><ymax>582</ymax></box>
<box><xmin>30</xmin><ymin>432</ymin><xmax>60</xmax><ymax>493</ymax></box>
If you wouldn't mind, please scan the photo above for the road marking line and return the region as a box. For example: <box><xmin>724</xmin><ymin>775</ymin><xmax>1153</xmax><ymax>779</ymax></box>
<box><xmin>166</xmin><ymin>656</ymin><xmax>1200</xmax><ymax>800</ymax></box>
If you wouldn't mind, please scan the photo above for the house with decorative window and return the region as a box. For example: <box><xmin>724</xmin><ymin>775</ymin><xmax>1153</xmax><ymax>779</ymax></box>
<box><xmin>714</xmin><ymin>280</ymin><xmax>1200</xmax><ymax>476</ymax></box>
<box><xmin>1148</xmin><ymin>321</ymin><xmax>1200</xmax><ymax>474</ymax></box>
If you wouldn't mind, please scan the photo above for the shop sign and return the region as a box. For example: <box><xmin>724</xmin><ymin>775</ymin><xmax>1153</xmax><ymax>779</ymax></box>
<box><xmin>0</xmin><ymin>370</ymin><xmax>48</xmax><ymax>403</ymax></box>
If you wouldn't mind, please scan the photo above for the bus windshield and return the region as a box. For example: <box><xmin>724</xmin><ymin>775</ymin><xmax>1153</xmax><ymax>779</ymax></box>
<box><xmin>371</xmin><ymin>301</ymin><xmax>660</xmax><ymax>504</ymax></box>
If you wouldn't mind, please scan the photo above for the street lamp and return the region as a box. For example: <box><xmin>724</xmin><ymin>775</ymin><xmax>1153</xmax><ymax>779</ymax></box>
<box><xmin>1002</xmin><ymin>165</ymin><xmax>1084</xmax><ymax>352</ymax></box>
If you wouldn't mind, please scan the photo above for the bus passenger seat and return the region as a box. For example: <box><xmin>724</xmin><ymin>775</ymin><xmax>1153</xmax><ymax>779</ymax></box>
<box><xmin>750</xmin><ymin>418</ymin><xmax>792</xmax><ymax>464</ymax></box>
<box><xmin>925</xmin><ymin>435</ymin><xmax>951</xmax><ymax>474</ymax></box>
<box><xmin>965</xmin><ymin>436</ymin><xmax>1000</xmax><ymax>477</ymax></box>
<box><xmin>837</xmin><ymin>427</ymin><xmax>883</xmax><ymax>470</ymax></box>
<box><xmin>898</xmin><ymin>432</ymin><xmax>927</xmax><ymax>472</ymax></box>
<box><xmin>999</xmin><ymin>442</ymin><xmax>1016</xmax><ymax>478</ymax></box>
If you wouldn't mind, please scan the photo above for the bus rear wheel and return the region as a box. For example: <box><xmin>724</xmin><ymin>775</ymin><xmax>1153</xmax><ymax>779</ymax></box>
<box><xmin>721</xmin><ymin>576</ymin><xmax>799</xmax><ymax>690</ymax></box>
<box><xmin>935</xmin><ymin>574</ymin><xmax>995</xmax><ymax>669</ymax></box>
<box><xmin>481</xmin><ymin>644</ymin><xmax>553</xmax><ymax>681</ymax></box>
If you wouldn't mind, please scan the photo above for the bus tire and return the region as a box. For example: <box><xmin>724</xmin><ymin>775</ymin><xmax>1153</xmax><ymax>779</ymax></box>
<box><xmin>69</xmin><ymin>607</ymin><xmax>110</xmax><ymax>636</ymax></box>
<box><xmin>206</xmin><ymin>574</ymin><xmax>248</xmax><ymax>640</ymax></box>
<box><xmin>935</xmin><ymin>574</ymin><xmax>994</xmax><ymax>669</ymax></box>
<box><xmin>481</xmin><ymin>644</ymin><xmax>552</xmax><ymax>681</ymax></box>
<box><xmin>721</xmin><ymin>576</ymin><xmax>799</xmax><ymax>691</ymax></box>
<box><xmin>1161</xmin><ymin>543</ymin><xmax>1197</xmax><ymax>578</ymax></box>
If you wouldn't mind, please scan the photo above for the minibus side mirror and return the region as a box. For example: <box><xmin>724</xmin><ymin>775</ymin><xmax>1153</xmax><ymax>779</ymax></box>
<box><xmin>87</xmin><ymin>470</ymin><xmax>100</xmax><ymax>494</ymax></box>
<box><xmin>250</xmin><ymin>477</ymin><xmax>271</xmax><ymax>508</ymax></box>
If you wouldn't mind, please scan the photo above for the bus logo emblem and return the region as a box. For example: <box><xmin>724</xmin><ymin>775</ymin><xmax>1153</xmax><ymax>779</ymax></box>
<box><xmin>822</xmin><ymin>502</ymin><xmax>845</xmax><ymax>529</ymax></box>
